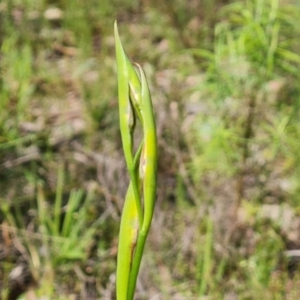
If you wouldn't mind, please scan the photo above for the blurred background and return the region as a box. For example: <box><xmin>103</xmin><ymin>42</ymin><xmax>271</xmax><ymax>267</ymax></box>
<box><xmin>1</xmin><ymin>0</ymin><xmax>300</xmax><ymax>299</ymax></box>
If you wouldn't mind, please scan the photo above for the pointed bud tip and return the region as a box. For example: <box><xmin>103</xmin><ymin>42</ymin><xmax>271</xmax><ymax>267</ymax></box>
<box><xmin>114</xmin><ymin>20</ymin><xmax>119</xmax><ymax>37</ymax></box>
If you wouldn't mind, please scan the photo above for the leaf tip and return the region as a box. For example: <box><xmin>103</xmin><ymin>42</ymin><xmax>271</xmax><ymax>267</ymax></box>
<box><xmin>114</xmin><ymin>20</ymin><xmax>119</xmax><ymax>40</ymax></box>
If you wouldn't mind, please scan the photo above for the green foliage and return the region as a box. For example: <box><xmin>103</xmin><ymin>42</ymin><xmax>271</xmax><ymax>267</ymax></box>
<box><xmin>1</xmin><ymin>0</ymin><xmax>300</xmax><ymax>298</ymax></box>
<box><xmin>1</xmin><ymin>165</ymin><xmax>98</xmax><ymax>296</ymax></box>
<box><xmin>188</xmin><ymin>0</ymin><xmax>300</xmax><ymax>189</ymax></box>
<box><xmin>115</xmin><ymin>22</ymin><xmax>158</xmax><ymax>300</ymax></box>
<box><xmin>197</xmin><ymin>217</ymin><xmax>214</xmax><ymax>296</ymax></box>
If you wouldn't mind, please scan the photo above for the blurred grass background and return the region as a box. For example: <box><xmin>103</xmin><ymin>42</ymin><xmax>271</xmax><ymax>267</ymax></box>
<box><xmin>1</xmin><ymin>0</ymin><xmax>300</xmax><ymax>299</ymax></box>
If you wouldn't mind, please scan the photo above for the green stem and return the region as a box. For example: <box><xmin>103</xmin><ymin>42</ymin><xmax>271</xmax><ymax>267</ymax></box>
<box><xmin>130</xmin><ymin>140</ymin><xmax>144</xmax><ymax>227</ymax></box>
<box><xmin>127</xmin><ymin>228</ymin><xmax>149</xmax><ymax>300</ymax></box>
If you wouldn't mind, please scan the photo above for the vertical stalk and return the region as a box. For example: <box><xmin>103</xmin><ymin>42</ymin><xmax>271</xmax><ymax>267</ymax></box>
<box><xmin>115</xmin><ymin>21</ymin><xmax>158</xmax><ymax>300</ymax></box>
